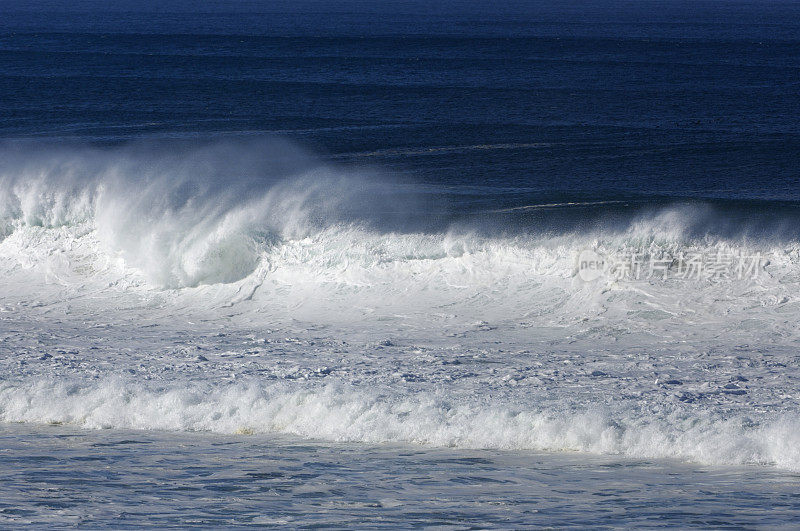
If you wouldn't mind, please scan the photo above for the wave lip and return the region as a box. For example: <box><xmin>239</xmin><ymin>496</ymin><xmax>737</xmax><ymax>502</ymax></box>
<box><xmin>0</xmin><ymin>138</ymin><xmax>424</xmax><ymax>287</ymax></box>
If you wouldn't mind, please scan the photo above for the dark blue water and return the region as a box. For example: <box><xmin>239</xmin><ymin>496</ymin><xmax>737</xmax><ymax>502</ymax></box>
<box><xmin>2</xmin><ymin>0</ymin><xmax>799</xmax><ymax>206</ymax></box>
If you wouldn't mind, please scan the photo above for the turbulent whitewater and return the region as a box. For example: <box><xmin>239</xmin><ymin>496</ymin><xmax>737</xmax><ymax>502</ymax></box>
<box><xmin>2</xmin><ymin>140</ymin><xmax>800</xmax><ymax>471</ymax></box>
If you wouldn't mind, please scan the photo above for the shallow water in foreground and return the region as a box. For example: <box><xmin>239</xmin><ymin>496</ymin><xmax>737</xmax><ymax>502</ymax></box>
<box><xmin>1</xmin><ymin>423</ymin><xmax>799</xmax><ymax>528</ymax></box>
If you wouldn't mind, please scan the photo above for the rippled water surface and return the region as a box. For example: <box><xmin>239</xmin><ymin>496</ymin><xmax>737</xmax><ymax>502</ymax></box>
<box><xmin>1</xmin><ymin>424</ymin><xmax>799</xmax><ymax>528</ymax></box>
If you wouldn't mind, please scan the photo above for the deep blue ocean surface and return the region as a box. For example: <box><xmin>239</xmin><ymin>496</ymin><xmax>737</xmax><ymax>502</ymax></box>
<box><xmin>1</xmin><ymin>0</ymin><xmax>800</xmax><ymax>527</ymax></box>
<box><xmin>2</xmin><ymin>0</ymin><xmax>799</xmax><ymax>200</ymax></box>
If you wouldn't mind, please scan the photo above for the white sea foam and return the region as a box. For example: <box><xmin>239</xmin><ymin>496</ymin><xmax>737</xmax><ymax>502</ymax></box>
<box><xmin>2</xmin><ymin>139</ymin><xmax>799</xmax><ymax>472</ymax></box>
<box><xmin>1</xmin><ymin>378</ymin><xmax>799</xmax><ymax>471</ymax></box>
<box><xmin>0</xmin><ymin>139</ymin><xmax>796</xmax><ymax>293</ymax></box>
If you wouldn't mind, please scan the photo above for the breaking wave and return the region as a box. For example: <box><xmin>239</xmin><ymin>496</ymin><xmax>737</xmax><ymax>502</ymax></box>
<box><xmin>0</xmin><ymin>138</ymin><xmax>422</xmax><ymax>287</ymax></box>
<box><xmin>1</xmin><ymin>138</ymin><xmax>798</xmax><ymax>292</ymax></box>
<box><xmin>1</xmin><ymin>378</ymin><xmax>799</xmax><ymax>471</ymax></box>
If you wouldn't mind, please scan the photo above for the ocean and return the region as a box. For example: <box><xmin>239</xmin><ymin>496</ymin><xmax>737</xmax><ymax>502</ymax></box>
<box><xmin>1</xmin><ymin>0</ymin><xmax>800</xmax><ymax>527</ymax></box>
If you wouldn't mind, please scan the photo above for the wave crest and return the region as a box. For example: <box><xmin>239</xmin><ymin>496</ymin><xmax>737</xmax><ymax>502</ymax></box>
<box><xmin>0</xmin><ymin>139</ymin><xmax>411</xmax><ymax>287</ymax></box>
<box><xmin>2</xmin><ymin>378</ymin><xmax>799</xmax><ymax>471</ymax></box>
<box><xmin>1</xmin><ymin>139</ymin><xmax>798</xmax><ymax>291</ymax></box>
